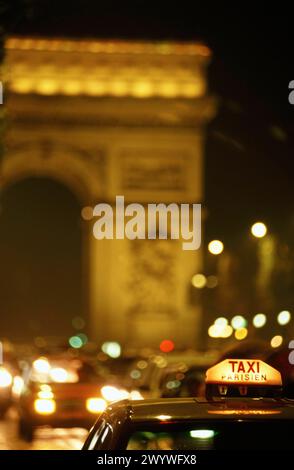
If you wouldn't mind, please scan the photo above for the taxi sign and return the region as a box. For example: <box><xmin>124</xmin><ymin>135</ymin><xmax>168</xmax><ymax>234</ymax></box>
<box><xmin>205</xmin><ymin>359</ymin><xmax>282</xmax><ymax>387</ymax></box>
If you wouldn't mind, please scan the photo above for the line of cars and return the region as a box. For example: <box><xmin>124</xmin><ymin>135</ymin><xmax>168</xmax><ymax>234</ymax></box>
<box><xmin>0</xmin><ymin>348</ymin><xmax>144</xmax><ymax>442</ymax></box>
<box><xmin>1</xmin><ymin>342</ymin><xmax>293</xmax><ymax>450</ymax></box>
<box><xmin>15</xmin><ymin>353</ymin><xmax>145</xmax><ymax>441</ymax></box>
<box><xmin>0</xmin><ymin>346</ymin><xmax>217</xmax><ymax>443</ymax></box>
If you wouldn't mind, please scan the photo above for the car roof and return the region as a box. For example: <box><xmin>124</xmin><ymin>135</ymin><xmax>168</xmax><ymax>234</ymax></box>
<box><xmin>106</xmin><ymin>397</ymin><xmax>294</xmax><ymax>423</ymax></box>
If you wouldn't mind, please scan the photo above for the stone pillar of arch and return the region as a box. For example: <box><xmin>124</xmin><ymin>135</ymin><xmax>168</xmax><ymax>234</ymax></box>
<box><xmin>3</xmin><ymin>38</ymin><xmax>216</xmax><ymax>348</ymax></box>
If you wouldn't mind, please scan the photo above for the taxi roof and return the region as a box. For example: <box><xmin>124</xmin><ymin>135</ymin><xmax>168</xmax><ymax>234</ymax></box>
<box><xmin>106</xmin><ymin>397</ymin><xmax>294</xmax><ymax>423</ymax></box>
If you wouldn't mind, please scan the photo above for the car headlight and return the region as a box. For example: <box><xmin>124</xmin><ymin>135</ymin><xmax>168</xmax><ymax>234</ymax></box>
<box><xmin>12</xmin><ymin>376</ymin><xmax>24</xmax><ymax>397</ymax></box>
<box><xmin>33</xmin><ymin>357</ymin><xmax>50</xmax><ymax>374</ymax></box>
<box><xmin>86</xmin><ymin>398</ymin><xmax>107</xmax><ymax>414</ymax></box>
<box><xmin>0</xmin><ymin>368</ymin><xmax>12</xmax><ymax>388</ymax></box>
<box><xmin>37</xmin><ymin>390</ymin><xmax>54</xmax><ymax>399</ymax></box>
<box><xmin>49</xmin><ymin>367</ymin><xmax>68</xmax><ymax>383</ymax></box>
<box><xmin>34</xmin><ymin>398</ymin><xmax>56</xmax><ymax>415</ymax></box>
<box><xmin>101</xmin><ymin>385</ymin><xmax>129</xmax><ymax>402</ymax></box>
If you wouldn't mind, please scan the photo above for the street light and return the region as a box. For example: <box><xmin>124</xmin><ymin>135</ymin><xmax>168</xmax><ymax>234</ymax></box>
<box><xmin>208</xmin><ymin>240</ymin><xmax>224</xmax><ymax>255</ymax></box>
<box><xmin>251</xmin><ymin>222</ymin><xmax>267</xmax><ymax>238</ymax></box>
<box><xmin>191</xmin><ymin>274</ymin><xmax>206</xmax><ymax>289</ymax></box>
<box><xmin>215</xmin><ymin>317</ymin><xmax>228</xmax><ymax>327</ymax></box>
<box><xmin>208</xmin><ymin>322</ymin><xmax>233</xmax><ymax>338</ymax></box>
<box><xmin>253</xmin><ymin>313</ymin><xmax>267</xmax><ymax>328</ymax></box>
<box><xmin>235</xmin><ymin>327</ymin><xmax>248</xmax><ymax>340</ymax></box>
<box><xmin>208</xmin><ymin>324</ymin><xmax>221</xmax><ymax>338</ymax></box>
<box><xmin>231</xmin><ymin>315</ymin><xmax>247</xmax><ymax>330</ymax></box>
<box><xmin>270</xmin><ymin>335</ymin><xmax>283</xmax><ymax>348</ymax></box>
<box><xmin>277</xmin><ymin>310</ymin><xmax>291</xmax><ymax>326</ymax></box>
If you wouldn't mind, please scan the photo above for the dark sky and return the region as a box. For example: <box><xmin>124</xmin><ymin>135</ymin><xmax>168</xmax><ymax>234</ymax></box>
<box><xmin>1</xmin><ymin>3</ymin><xmax>294</xmax><ymax>240</ymax></box>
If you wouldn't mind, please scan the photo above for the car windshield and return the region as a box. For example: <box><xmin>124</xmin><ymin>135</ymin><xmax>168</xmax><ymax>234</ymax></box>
<box><xmin>126</xmin><ymin>421</ymin><xmax>293</xmax><ymax>450</ymax></box>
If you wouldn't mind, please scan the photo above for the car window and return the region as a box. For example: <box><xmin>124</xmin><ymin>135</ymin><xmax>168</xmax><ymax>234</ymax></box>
<box><xmin>126</xmin><ymin>421</ymin><xmax>293</xmax><ymax>450</ymax></box>
<box><xmin>127</xmin><ymin>431</ymin><xmax>213</xmax><ymax>450</ymax></box>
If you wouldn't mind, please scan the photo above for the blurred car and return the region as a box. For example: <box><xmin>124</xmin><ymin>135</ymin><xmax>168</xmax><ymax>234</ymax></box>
<box><xmin>83</xmin><ymin>358</ymin><xmax>294</xmax><ymax>450</ymax></box>
<box><xmin>17</xmin><ymin>355</ymin><xmax>130</xmax><ymax>441</ymax></box>
<box><xmin>127</xmin><ymin>351</ymin><xmax>217</xmax><ymax>399</ymax></box>
<box><xmin>0</xmin><ymin>362</ymin><xmax>16</xmax><ymax>417</ymax></box>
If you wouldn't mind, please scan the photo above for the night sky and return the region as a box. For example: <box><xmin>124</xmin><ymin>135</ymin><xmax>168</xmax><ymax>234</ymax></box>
<box><xmin>2</xmin><ymin>3</ymin><xmax>293</xmax><ymax>242</ymax></box>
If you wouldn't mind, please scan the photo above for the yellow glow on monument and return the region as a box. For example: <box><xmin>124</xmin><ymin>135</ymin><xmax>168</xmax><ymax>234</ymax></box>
<box><xmin>62</xmin><ymin>80</ymin><xmax>82</xmax><ymax>95</ymax></box>
<box><xmin>182</xmin><ymin>81</ymin><xmax>204</xmax><ymax>97</ymax></box>
<box><xmin>35</xmin><ymin>79</ymin><xmax>59</xmax><ymax>95</ymax></box>
<box><xmin>132</xmin><ymin>81</ymin><xmax>153</xmax><ymax>98</ymax></box>
<box><xmin>10</xmin><ymin>78</ymin><xmax>33</xmax><ymax>94</ymax></box>
<box><xmin>84</xmin><ymin>81</ymin><xmax>107</xmax><ymax>96</ymax></box>
<box><xmin>158</xmin><ymin>82</ymin><xmax>178</xmax><ymax>97</ymax></box>
<box><xmin>110</xmin><ymin>80</ymin><xmax>129</xmax><ymax>97</ymax></box>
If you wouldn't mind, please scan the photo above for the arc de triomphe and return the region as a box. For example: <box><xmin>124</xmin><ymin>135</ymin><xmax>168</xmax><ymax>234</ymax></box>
<box><xmin>2</xmin><ymin>38</ymin><xmax>215</xmax><ymax>348</ymax></box>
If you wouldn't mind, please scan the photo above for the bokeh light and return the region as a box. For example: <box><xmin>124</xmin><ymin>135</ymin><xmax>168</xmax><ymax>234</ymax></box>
<box><xmin>50</xmin><ymin>367</ymin><xmax>68</xmax><ymax>383</ymax></box>
<box><xmin>252</xmin><ymin>313</ymin><xmax>267</xmax><ymax>328</ymax></box>
<box><xmin>69</xmin><ymin>336</ymin><xmax>83</xmax><ymax>349</ymax></box>
<box><xmin>191</xmin><ymin>273</ymin><xmax>206</xmax><ymax>289</ymax></box>
<box><xmin>231</xmin><ymin>315</ymin><xmax>247</xmax><ymax>330</ymax></box>
<box><xmin>160</xmin><ymin>339</ymin><xmax>175</xmax><ymax>353</ymax></box>
<box><xmin>33</xmin><ymin>357</ymin><xmax>50</xmax><ymax>374</ymax></box>
<box><xmin>270</xmin><ymin>335</ymin><xmax>283</xmax><ymax>348</ymax></box>
<box><xmin>86</xmin><ymin>398</ymin><xmax>107</xmax><ymax>414</ymax></box>
<box><xmin>251</xmin><ymin>222</ymin><xmax>267</xmax><ymax>238</ymax></box>
<box><xmin>137</xmin><ymin>360</ymin><xmax>148</xmax><ymax>370</ymax></box>
<box><xmin>208</xmin><ymin>322</ymin><xmax>233</xmax><ymax>338</ymax></box>
<box><xmin>277</xmin><ymin>310</ymin><xmax>291</xmax><ymax>326</ymax></box>
<box><xmin>221</xmin><ymin>325</ymin><xmax>233</xmax><ymax>338</ymax></box>
<box><xmin>34</xmin><ymin>398</ymin><xmax>56</xmax><ymax>415</ymax></box>
<box><xmin>208</xmin><ymin>324</ymin><xmax>220</xmax><ymax>338</ymax></box>
<box><xmin>77</xmin><ymin>333</ymin><xmax>88</xmax><ymax>345</ymax></box>
<box><xmin>0</xmin><ymin>368</ymin><xmax>13</xmax><ymax>388</ymax></box>
<box><xmin>208</xmin><ymin>240</ymin><xmax>224</xmax><ymax>255</ymax></box>
<box><xmin>102</xmin><ymin>341</ymin><xmax>121</xmax><ymax>358</ymax></box>
<box><xmin>215</xmin><ymin>317</ymin><xmax>228</xmax><ymax>327</ymax></box>
<box><xmin>235</xmin><ymin>327</ymin><xmax>248</xmax><ymax>340</ymax></box>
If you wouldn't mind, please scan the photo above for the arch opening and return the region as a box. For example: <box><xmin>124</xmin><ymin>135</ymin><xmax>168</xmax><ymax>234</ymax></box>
<box><xmin>0</xmin><ymin>177</ymin><xmax>85</xmax><ymax>343</ymax></box>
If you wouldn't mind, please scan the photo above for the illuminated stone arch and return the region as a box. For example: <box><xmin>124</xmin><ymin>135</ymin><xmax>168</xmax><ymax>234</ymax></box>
<box><xmin>2</xmin><ymin>37</ymin><xmax>216</xmax><ymax>348</ymax></box>
<box><xmin>1</xmin><ymin>139</ymin><xmax>105</xmax><ymax>204</ymax></box>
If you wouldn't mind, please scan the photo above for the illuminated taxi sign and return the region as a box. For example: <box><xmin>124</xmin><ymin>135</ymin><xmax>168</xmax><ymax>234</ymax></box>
<box><xmin>205</xmin><ymin>359</ymin><xmax>282</xmax><ymax>387</ymax></box>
